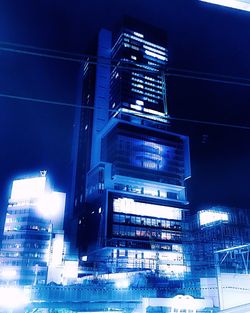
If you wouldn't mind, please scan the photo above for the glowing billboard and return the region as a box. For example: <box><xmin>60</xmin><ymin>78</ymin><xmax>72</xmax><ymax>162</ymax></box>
<box><xmin>200</xmin><ymin>0</ymin><xmax>250</xmax><ymax>12</ymax></box>
<box><xmin>11</xmin><ymin>177</ymin><xmax>46</xmax><ymax>200</ymax></box>
<box><xmin>199</xmin><ymin>210</ymin><xmax>229</xmax><ymax>226</ymax></box>
<box><xmin>113</xmin><ymin>197</ymin><xmax>182</xmax><ymax>220</ymax></box>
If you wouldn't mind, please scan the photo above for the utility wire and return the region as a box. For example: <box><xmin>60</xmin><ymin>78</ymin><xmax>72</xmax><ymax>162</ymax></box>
<box><xmin>1</xmin><ymin>92</ymin><xmax>250</xmax><ymax>131</ymax></box>
<box><xmin>0</xmin><ymin>40</ymin><xmax>84</xmax><ymax>58</ymax></box>
<box><xmin>0</xmin><ymin>46</ymin><xmax>81</xmax><ymax>63</ymax></box>
<box><xmin>2</xmin><ymin>41</ymin><xmax>250</xmax><ymax>87</ymax></box>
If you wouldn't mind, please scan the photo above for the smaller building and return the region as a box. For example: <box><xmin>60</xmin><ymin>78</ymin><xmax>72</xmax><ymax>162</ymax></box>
<box><xmin>189</xmin><ymin>206</ymin><xmax>250</xmax><ymax>277</ymax></box>
<box><xmin>0</xmin><ymin>172</ymin><xmax>67</xmax><ymax>285</ymax></box>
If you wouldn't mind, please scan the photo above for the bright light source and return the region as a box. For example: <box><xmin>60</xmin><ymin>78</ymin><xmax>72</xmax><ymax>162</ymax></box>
<box><xmin>113</xmin><ymin>198</ymin><xmax>182</xmax><ymax>220</ymax></box>
<box><xmin>0</xmin><ymin>287</ymin><xmax>30</xmax><ymax>309</ymax></box>
<box><xmin>51</xmin><ymin>233</ymin><xmax>64</xmax><ymax>265</ymax></box>
<box><xmin>1</xmin><ymin>269</ymin><xmax>17</xmax><ymax>279</ymax></box>
<box><xmin>136</xmin><ymin>100</ymin><xmax>144</xmax><ymax>106</ymax></box>
<box><xmin>145</xmin><ymin>50</ymin><xmax>166</xmax><ymax>61</ymax></box>
<box><xmin>115</xmin><ymin>278</ymin><xmax>130</xmax><ymax>289</ymax></box>
<box><xmin>130</xmin><ymin>104</ymin><xmax>142</xmax><ymax>111</ymax></box>
<box><xmin>11</xmin><ymin>177</ymin><xmax>46</xmax><ymax>200</ymax></box>
<box><xmin>170</xmin><ymin>295</ymin><xmax>198</xmax><ymax>312</ymax></box>
<box><xmin>37</xmin><ymin>192</ymin><xmax>65</xmax><ymax>218</ymax></box>
<box><xmin>36</xmin><ymin>191</ymin><xmax>65</xmax><ymax>230</ymax></box>
<box><xmin>199</xmin><ymin>210</ymin><xmax>229</xmax><ymax>226</ymax></box>
<box><xmin>133</xmin><ymin>31</ymin><xmax>144</xmax><ymax>38</ymax></box>
<box><xmin>63</xmin><ymin>261</ymin><xmax>78</xmax><ymax>279</ymax></box>
<box><xmin>200</xmin><ymin>0</ymin><xmax>250</xmax><ymax>12</ymax></box>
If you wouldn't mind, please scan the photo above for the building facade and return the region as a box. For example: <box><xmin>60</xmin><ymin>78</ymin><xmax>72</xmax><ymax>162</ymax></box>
<box><xmin>0</xmin><ymin>173</ymin><xmax>66</xmax><ymax>285</ymax></box>
<box><xmin>189</xmin><ymin>207</ymin><xmax>250</xmax><ymax>277</ymax></box>
<box><xmin>74</xmin><ymin>19</ymin><xmax>191</xmax><ymax>277</ymax></box>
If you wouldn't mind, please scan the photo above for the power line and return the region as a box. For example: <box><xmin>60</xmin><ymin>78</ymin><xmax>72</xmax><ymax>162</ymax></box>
<box><xmin>168</xmin><ymin>72</ymin><xmax>250</xmax><ymax>88</ymax></box>
<box><xmin>2</xmin><ymin>41</ymin><xmax>250</xmax><ymax>88</ymax></box>
<box><xmin>0</xmin><ymin>92</ymin><xmax>78</xmax><ymax>108</ymax></box>
<box><xmin>0</xmin><ymin>46</ymin><xmax>82</xmax><ymax>63</ymax></box>
<box><xmin>169</xmin><ymin>116</ymin><xmax>250</xmax><ymax>130</ymax></box>
<box><xmin>1</xmin><ymin>92</ymin><xmax>250</xmax><ymax>131</ymax></box>
<box><xmin>0</xmin><ymin>40</ymin><xmax>84</xmax><ymax>58</ymax></box>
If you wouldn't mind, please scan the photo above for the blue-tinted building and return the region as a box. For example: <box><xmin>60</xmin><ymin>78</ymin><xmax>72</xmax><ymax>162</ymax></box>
<box><xmin>0</xmin><ymin>173</ymin><xmax>66</xmax><ymax>285</ymax></box>
<box><xmin>73</xmin><ymin>19</ymin><xmax>191</xmax><ymax>276</ymax></box>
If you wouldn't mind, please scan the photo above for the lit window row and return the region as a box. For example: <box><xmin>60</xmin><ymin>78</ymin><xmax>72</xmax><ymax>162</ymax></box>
<box><xmin>148</xmin><ymin>61</ymin><xmax>160</xmax><ymax>67</ymax></box>
<box><xmin>123</xmin><ymin>43</ymin><xmax>140</xmax><ymax>51</ymax></box>
<box><xmin>113</xmin><ymin>224</ymin><xmax>182</xmax><ymax>241</ymax></box>
<box><xmin>143</xmin><ymin>44</ymin><xmax>167</xmax><ymax>56</ymax></box>
<box><xmin>131</xmin><ymin>83</ymin><xmax>144</xmax><ymax>88</ymax></box>
<box><xmin>113</xmin><ymin>197</ymin><xmax>182</xmax><ymax>220</ymax></box>
<box><xmin>2</xmin><ymin>242</ymin><xmax>49</xmax><ymax>249</ymax></box>
<box><xmin>145</xmin><ymin>86</ymin><xmax>162</xmax><ymax>94</ymax></box>
<box><xmin>145</xmin><ymin>49</ymin><xmax>167</xmax><ymax>61</ymax></box>
<box><xmin>132</xmin><ymin>77</ymin><xmax>162</xmax><ymax>90</ymax></box>
<box><xmin>131</xmin><ymin>88</ymin><xmax>161</xmax><ymax>99</ymax></box>
<box><xmin>131</xmin><ymin>77</ymin><xmax>144</xmax><ymax>83</ymax></box>
<box><xmin>144</xmin><ymin>75</ymin><xmax>162</xmax><ymax>83</ymax></box>
<box><xmin>113</xmin><ymin>213</ymin><xmax>182</xmax><ymax>230</ymax></box>
<box><xmin>130</xmin><ymin>104</ymin><xmax>142</xmax><ymax>111</ymax></box>
<box><xmin>131</xmin><ymin>88</ymin><xmax>144</xmax><ymax>94</ymax></box>
<box><xmin>144</xmin><ymin>92</ymin><xmax>161</xmax><ymax>99</ymax></box>
<box><xmin>144</xmin><ymin>80</ymin><xmax>162</xmax><ymax>89</ymax></box>
<box><xmin>136</xmin><ymin>63</ymin><xmax>159</xmax><ymax>72</ymax></box>
<box><xmin>124</xmin><ymin>33</ymin><xmax>166</xmax><ymax>52</ymax></box>
<box><xmin>143</xmin><ymin>97</ymin><xmax>158</xmax><ymax>104</ymax></box>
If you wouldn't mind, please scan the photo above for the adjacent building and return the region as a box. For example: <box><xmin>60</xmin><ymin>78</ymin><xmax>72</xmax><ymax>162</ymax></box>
<box><xmin>72</xmin><ymin>19</ymin><xmax>191</xmax><ymax>277</ymax></box>
<box><xmin>189</xmin><ymin>206</ymin><xmax>250</xmax><ymax>277</ymax></box>
<box><xmin>0</xmin><ymin>172</ymin><xmax>67</xmax><ymax>285</ymax></box>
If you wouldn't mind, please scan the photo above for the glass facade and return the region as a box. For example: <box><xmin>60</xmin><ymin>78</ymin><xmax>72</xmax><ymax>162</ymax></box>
<box><xmin>0</xmin><ymin>175</ymin><xmax>66</xmax><ymax>285</ymax></box>
<box><xmin>110</xmin><ymin>29</ymin><xmax>168</xmax><ymax>117</ymax></box>
<box><xmin>81</xmin><ymin>22</ymin><xmax>191</xmax><ymax>278</ymax></box>
<box><xmin>101</xmin><ymin>122</ymin><xmax>187</xmax><ymax>186</ymax></box>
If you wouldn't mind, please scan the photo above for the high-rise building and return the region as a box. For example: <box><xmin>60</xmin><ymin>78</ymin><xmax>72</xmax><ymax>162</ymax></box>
<box><xmin>73</xmin><ymin>19</ymin><xmax>191</xmax><ymax>277</ymax></box>
<box><xmin>0</xmin><ymin>172</ymin><xmax>66</xmax><ymax>285</ymax></box>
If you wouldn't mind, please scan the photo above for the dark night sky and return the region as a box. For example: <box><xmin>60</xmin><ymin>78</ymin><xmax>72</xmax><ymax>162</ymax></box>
<box><xmin>1</xmin><ymin>0</ymin><xmax>250</xmax><ymax>226</ymax></box>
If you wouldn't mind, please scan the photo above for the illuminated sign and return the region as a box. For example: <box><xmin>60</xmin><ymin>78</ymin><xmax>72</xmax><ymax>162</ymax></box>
<box><xmin>200</xmin><ymin>0</ymin><xmax>250</xmax><ymax>12</ymax></box>
<box><xmin>113</xmin><ymin>197</ymin><xmax>182</xmax><ymax>220</ymax></box>
<box><xmin>11</xmin><ymin>177</ymin><xmax>46</xmax><ymax>200</ymax></box>
<box><xmin>199</xmin><ymin>210</ymin><xmax>229</xmax><ymax>226</ymax></box>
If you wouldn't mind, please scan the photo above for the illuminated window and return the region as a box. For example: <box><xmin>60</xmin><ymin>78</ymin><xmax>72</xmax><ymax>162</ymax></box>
<box><xmin>133</xmin><ymin>31</ymin><xmax>144</xmax><ymax>38</ymax></box>
<box><xmin>145</xmin><ymin>50</ymin><xmax>167</xmax><ymax>61</ymax></box>
<box><xmin>113</xmin><ymin>198</ymin><xmax>182</xmax><ymax>220</ymax></box>
<box><xmin>136</xmin><ymin>100</ymin><xmax>144</xmax><ymax>106</ymax></box>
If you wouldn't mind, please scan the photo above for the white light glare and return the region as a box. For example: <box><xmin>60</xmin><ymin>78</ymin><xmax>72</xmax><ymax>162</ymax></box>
<box><xmin>115</xmin><ymin>278</ymin><xmax>130</xmax><ymax>289</ymax></box>
<box><xmin>145</xmin><ymin>50</ymin><xmax>166</xmax><ymax>61</ymax></box>
<box><xmin>113</xmin><ymin>198</ymin><xmax>182</xmax><ymax>220</ymax></box>
<box><xmin>36</xmin><ymin>191</ymin><xmax>65</xmax><ymax>218</ymax></box>
<box><xmin>170</xmin><ymin>295</ymin><xmax>198</xmax><ymax>312</ymax></box>
<box><xmin>11</xmin><ymin>177</ymin><xmax>46</xmax><ymax>201</ymax></box>
<box><xmin>133</xmin><ymin>31</ymin><xmax>144</xmax><ymax>38</ymax></box>
<box><xmin>1</xmin><ymin>269</ymin><xmax>17</xmax><ymax>279</ymax></box>
<box><xmin>200</xmin><ymin>0</ymin><xmax>250</xmax><ymax>12</ymax></box>
<box><xmin>199</xmin><ymin>210</ymin><xmax>229</xmax><ymax>226</ymax></box>
<box><xmin>0</xmin><ymin>287</ymin><xmax>30</xmax><ymax>309</ymax></box>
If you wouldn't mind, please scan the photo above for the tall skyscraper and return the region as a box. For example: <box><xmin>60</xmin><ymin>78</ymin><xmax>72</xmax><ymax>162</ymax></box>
<box><xmin>73</xmin><ymin>19</ymin><xmax>191</xmax><ymax>277</ymax></box>
<box><xmin>0</xmin><ymin>172</ymin><xmax>66</xmax><ymax>285</ymax></box>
